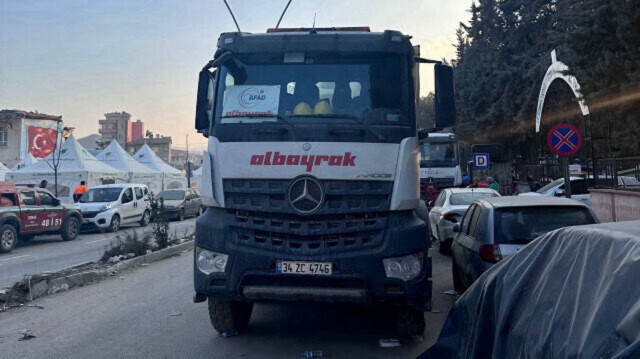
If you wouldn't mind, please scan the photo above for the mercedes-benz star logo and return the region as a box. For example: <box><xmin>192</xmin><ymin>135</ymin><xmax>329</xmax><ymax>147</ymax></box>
<box><xmin>287</xmin><ymin>177</ymin><xmax>323</xmax><ymax>214</ymax></box>
<box><xmin>302</xmin><ymin>143</ymin><xmax>311</xmax><ymax>151</ymax></box>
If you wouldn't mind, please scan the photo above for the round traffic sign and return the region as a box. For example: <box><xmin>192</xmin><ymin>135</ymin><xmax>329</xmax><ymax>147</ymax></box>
<box><xmin>547</xmin><ymin>124</ymin><xmax>582</xmax><ymax>156</ymax></box>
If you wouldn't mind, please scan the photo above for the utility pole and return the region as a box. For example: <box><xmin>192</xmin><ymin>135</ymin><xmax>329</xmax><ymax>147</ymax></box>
<box><xmin>186</xmin><ymin>134</ymin><xmax>191</xmax><ymax>188</ymax></box>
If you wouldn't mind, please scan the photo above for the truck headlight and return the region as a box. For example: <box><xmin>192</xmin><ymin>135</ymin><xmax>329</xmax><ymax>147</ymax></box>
<box><xmin>383</xmin><ymin>253</ymin><xmax>423</xmax><ymax>281</ymax></box>
<box><xmin>196</xmin><ymin>247</ymin><xmax>228</xmax><ymax>274</ymax></box>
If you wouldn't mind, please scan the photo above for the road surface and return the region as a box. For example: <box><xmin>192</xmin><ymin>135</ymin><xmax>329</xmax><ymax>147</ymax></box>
<box><xmin>0</xmin><ymin>218</ymin><xmax>197</xmax><ymax>287</ymax></box>
<box><xmin>0</xmin><ymin>244</ymin><xmax>457</xmax><ymax>358</ymax></box>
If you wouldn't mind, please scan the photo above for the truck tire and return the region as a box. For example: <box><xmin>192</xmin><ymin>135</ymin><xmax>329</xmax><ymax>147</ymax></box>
<box><xmin>140</xmin><ymin>210</ymin><xmax>150</xmax><ymax>227</ymax></box>
<box><xmin>393</xmin><ymin>306</ymin><xmax>426</xmax><ymax>338</ymax></box>
<box><xmin>207</xmin><ymin>298</ymin><xmax>253</xmax><ymax>334</ymax></box>
<box><xmin>61</xmin><ymin>216</ymin><xmax>80</xmax><ymax>241</ymax></box>
<box><xmin>452</xmin><ymin>259</ymin><xmax>465</xmax><ymax>294</ymax></box>
<box><xmin>108</xmin><ymin>214</ymin><xmax>121</xmax><ymax>233</ymax></box>
<box><xmin>0</xmin><ymin>224</ymin><xmax>18</xmax><ymax>253</ymax></box>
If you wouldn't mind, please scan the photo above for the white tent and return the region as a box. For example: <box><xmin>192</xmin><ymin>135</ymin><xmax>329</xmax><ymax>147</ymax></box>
<box><xmin>96</xmin><ymin>140</ymin><xmax>164</xmax><ymax>193</ymax></box>
<box><xmin>192</xmin><ymin>167</ymin><xmax>203</xmax><ymax>190</ymax></box>
<box><xmin>11</xmin><ymin>153</ymin><xmax>38</xmax><ymax>171</ymax></box>
<box><xmin>8</xmin><ymin>136</ymin><xmax>128</xmax><ymax>202</ymax></box>
<box><xmin>0</xmin><ymin>162</ymin><xmax>11</xmax><ymax>181</ymax></box>
<box><xmin>133</xmin><ymin>144</ymin><xmax>187</xmax><ymax>190</ymax></box>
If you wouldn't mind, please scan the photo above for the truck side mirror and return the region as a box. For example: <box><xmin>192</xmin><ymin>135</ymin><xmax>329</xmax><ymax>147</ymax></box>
<box><xmin>195</xmin><ymin>69</ymin><xmax>216</xmax><ymax>137</ymax></box>
<box><xmin>53</xmin><ymin>198</ymin><xmax>61</xmax><ymax>206</ymax></box>
<box><xmin>434</xmin><ymin>64</ymin><xmax>456</xmax><ymax>128</ymax></box>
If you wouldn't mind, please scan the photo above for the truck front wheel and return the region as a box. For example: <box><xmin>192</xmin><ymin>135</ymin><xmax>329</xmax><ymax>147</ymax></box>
<box><xmin>61</xmin><ymin>217</ymin><xmax>80</xmax><ymax>241</ymax></box>
<box><xmin>207</xmin><ymin>298</ymin><xmax>253</xmax><ymax>335</ymax></box>
<box><xmin>0</xmin><ymin>224</ymin><xmax>18</xmax><ymax>253</ymax></box>
<box><xmin>393</xmin><ymin>306</ymin><xmax>426</xmax><ymax>338</ymax></box>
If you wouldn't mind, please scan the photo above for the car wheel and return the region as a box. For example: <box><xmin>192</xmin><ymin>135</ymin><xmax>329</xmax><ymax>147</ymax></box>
<box><xmin>108</xmin><ymin>214</ymin><xmax>121</xmax><ymax>232</ymax></box>
<box><xmin>140</xmin><ymin>210</ymin><xmax>150</xmax><ymax>227</ymax></box>
<box><xmin>452</xmin><ymin>258</ymin><xmax>465</xmax><ymax>293</ymax></box>
<box><xmin>178</xmin><ymin>208</ymin><xmax>185</xmax><ymax>221</ymax></box>
<box><xmin>61</xmin><ymin>216</ymin><xmax>80</xmax><ymax>241</ymax></box>
<box><xmin>208</xmin><ymin>298</ymin><xmax>253</xmax><ymax>334</ymax></box>
<box><xmin>0</xmin><ymin>224</ymin><xmax>18</xmax><ymax>253</ymax></box>
<box><xmin>439</xmin><ymin>238</ymin><xmax>453</xmax><ymax>255</ymax></box>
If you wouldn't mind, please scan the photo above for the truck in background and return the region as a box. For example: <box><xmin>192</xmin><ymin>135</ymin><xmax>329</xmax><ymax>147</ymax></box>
<box><xmin>419</xmin><ymin>132</ymin><xmax>462</xmax><ymax>202</ymax></box>
<box><xmin>192</xmin><ymin>27</ymin><xmax>456</xmax><ymax>338</ymax></box>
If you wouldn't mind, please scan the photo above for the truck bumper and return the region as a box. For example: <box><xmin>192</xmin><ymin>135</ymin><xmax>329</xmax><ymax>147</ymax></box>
<box><xmin>193</xmin><ymin>207</ymin><xmax>432</xmax><ymax>310</ymax></box>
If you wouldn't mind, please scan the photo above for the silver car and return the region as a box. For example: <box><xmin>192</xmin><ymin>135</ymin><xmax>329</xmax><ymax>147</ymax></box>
<box><xmin>451</xmin><ymin>196</ymin><xmax>598</xmax><ymax>293</ymax></box>
<box><xmin>428</xmin><ymin>188</ymin><xmax>499</xmax><ymax>254</ymax></box>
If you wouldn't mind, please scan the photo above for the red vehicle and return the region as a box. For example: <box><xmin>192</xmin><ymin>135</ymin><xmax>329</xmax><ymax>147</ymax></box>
<box><xmin>0</xmin><ymin>182</ymin><xmax>82</xmax><ymax>253</ymax></box>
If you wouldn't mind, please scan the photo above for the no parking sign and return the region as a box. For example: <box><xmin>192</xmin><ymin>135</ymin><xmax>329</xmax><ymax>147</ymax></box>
<box><xmin>547</xmin><ymin>124</ymin><xmax>582</xmax><ymax>156</ymax></box>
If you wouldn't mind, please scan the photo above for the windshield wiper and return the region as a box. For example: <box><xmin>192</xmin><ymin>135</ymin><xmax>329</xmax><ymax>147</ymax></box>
<box><xmin>221</xmin><ymin>114</ymin><xmax>308</xmax><ymax>139</ymax></box>
<box><xmin>287</xmin><ymin>114</ymin><xmax>386</xmax><ymax>141</ymax></box>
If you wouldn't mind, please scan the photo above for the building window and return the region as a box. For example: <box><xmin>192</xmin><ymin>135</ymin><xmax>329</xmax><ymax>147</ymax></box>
<box><xmin>0</xmin><ymin>127</ymin><xmax>8</xmax><ymax>146</ymax></box>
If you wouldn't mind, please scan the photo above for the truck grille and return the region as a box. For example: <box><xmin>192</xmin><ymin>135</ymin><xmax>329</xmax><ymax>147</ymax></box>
<box><xmin>223</xmin><ymin>179</ymin><xmax>392</xmax><ymax>214</ymax></box>
<box><xmin>230</xmin><ymin>210</ymin><xmax>387</xmax><ymax>255</ymax></box>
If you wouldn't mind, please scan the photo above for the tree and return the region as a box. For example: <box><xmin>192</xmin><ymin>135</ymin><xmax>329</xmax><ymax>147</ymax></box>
<box><xmin>416</xmin><ymin>93</ymin><xmax>435</xmax><ymax>130</ymax></box>
<box><xmin>42</xmin><ymin>120</ymin><xmax>64</xmax><ymax>196</ymax></box>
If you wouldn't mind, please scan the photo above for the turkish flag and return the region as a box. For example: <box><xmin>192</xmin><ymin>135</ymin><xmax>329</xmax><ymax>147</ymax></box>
<box><xmin>28</xmin><ymin>126</ymin><xmax>58</xmax><ymax>158</ymax></box>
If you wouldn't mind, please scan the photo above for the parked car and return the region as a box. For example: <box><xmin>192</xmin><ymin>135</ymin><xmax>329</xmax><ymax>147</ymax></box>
<box><xmin>518</xmin><ymin>176</ymin><xmax>591</xmax><ymax>205</ymax></box>
<box><xmin>154</xmin><ymin>189</ymin><xmax>203</xmax><ymax>221</ymax></box>
<box><xmin>451</xmin><ymin>196</ymin><xmax>597</xmax><ymax>293</ymax></box>
<box><xmin>0</xmin><ymin>181</ymin><xmax>82</xmax><ymax>253</ymax></box>
<box><xmin>78</xmin><ymin>184</ymin><xmax>151</xmax><ymax>232</ymax></box>
<box><xmin>428</xmin><ymin>188</ymin><xmax>500</xmax><ymax>254</ymax></box>
<box><xmin>421</xmin><ymin>221</ymin><xmax>640</xmax><ymax>359</ymax></box>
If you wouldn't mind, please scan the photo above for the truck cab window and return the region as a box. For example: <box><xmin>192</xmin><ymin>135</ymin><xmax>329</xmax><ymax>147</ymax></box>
<box><xmin>21</xmin><ymin>190</ymin><xmax>36</xmax><ymax>206</ymax></box>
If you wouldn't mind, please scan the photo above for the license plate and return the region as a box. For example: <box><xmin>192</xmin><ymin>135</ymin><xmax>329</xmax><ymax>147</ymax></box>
<box><xmin>277</xmin><ymin>261</ymin><xmax>332</xmax><ymax>275</ymax></box>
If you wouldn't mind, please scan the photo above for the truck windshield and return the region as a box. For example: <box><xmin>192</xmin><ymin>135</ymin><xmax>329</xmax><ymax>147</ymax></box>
<box><xmin>79</xmin><ymin>188</ymin><xmax>122</xmax><ymax>203</ymax></box>
<box><xmin>157</xmin><ymin>190</ymin><xmax>185</xmax><ymax>201</ymax></box>
<box><xmin>420</xmin><ymin>142</ymin><xmax>458</xmax><ymax>168</ymax></box>
<box><xmin>214</xmin><ymin>53</ymin><xmax>410</xmax><ymax>127</ymax></box>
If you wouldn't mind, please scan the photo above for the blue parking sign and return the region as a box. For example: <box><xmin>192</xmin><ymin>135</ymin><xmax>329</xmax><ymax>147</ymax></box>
<box><xmin>473</xmin><ymin>153</ymin><xmax>490</xmax><ymax>169</ymax></box>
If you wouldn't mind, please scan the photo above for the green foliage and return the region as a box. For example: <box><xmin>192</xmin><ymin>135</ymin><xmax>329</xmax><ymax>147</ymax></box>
<box><xmin>452</xmin><ymin>0</ymin><xmax>640</xmax><ymax>159</ymax></box>
<box><xmin>151</xmin><ymin>197</ymin><xmax>170</xmax><ymax>249</ymax></box>
<box><xmin>101</xmin><ymin>230</ymin><xmax>152</xmax><ymax>263</ymax></box>
<box><xmin>417</xmin><ymin>93</ymin><xmax>435</xmax><ymax>129</ymax></box>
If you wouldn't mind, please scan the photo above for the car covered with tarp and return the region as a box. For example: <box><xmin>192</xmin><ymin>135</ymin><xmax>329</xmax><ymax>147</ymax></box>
<box><xmin>419</xmin><ymin>221</ymin><xmax>640</xmax><ymax>359</ymax></box>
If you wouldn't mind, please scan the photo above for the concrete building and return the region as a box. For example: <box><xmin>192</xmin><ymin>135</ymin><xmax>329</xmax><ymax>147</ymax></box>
<box><xmin>0</xmin><ymin>110</ymin><xmax>64</xmax><ymax>168</ymax></box>
<box><xmin>98</xmin><ymin>111</ymin><xmax>132</xmax><ymax>148</ymax></box>
<box><xmin>131</xmin><ymin>120</ymin><xmax>145</xmax><ymax>141</ymax></box>
<box><xmin>126</xmin><ymin>135</ymin><xmax>172</xmax><ymax>163</ymax></box>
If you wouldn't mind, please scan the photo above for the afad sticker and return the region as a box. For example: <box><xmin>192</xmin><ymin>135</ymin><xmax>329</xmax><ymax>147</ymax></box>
<box><xmin>222</xmin><ymin>85</ymin><xmax>280</xmax><ymax>117</ymax></box>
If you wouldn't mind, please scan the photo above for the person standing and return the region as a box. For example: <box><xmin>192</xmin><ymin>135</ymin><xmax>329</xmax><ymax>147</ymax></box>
<box><xmin>487</xmin><ymin>177</ymin><xmax>500</xmax><ymax>192</ymax></box>
<box><xmin>73</xmin><ymin>181</ymin><xmax>89</xmax><ymax>202</ymax></box>
<box><xmin>39</xmin><ymin>180</ymin><xmax>48</xmax><ymax>189</ymax></box>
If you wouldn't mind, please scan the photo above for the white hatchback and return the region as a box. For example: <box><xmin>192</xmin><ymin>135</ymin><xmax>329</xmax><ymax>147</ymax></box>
<box><xmin>78</xmin><ymin>184</ymin><xmax>151</xmax><ymax>232</ymax></box>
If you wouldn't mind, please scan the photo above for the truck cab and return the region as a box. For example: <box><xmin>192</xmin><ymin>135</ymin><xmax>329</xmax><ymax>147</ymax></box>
<box><xmin>419</xmin><ymin>133</ymin><xmax>462</xmax><ymax>200</ymax></box>
<box><xmin>192</xmin><ymin>27</ymin><xmax>456</xmax><ymax>338</ymax></box>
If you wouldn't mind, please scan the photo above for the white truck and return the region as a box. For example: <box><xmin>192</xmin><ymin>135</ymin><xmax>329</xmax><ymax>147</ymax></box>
<box><xmin>192</xmin><ymin>26</ymin><xmax>456</xmax><ymax>338</ymax></box>
<box><xmin>419</xmin><ymin>132</ymin><xmax>462</xmax><ymax>201</ymax></box>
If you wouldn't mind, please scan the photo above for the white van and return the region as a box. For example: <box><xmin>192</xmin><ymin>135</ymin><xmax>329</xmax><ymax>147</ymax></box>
<box><xmin>78</xmin><ymin>184</ymin><xmax>151</xmax><ymax>232</ymax></box>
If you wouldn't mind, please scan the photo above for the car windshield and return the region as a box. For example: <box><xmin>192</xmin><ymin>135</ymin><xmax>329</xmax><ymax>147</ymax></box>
<box><xmin>537</xmin><ymin>178</ymin><xmax>565</xmax><ymax>194</ymax></box>
<box><xmin>494</xmin><ymin>206</ymin><xmax>596</xmax><ymax>244</ymax></box>
<box><xmin>79</xmin><ymin>188</ymin><xmax>122</xmax><ymax>203</ymax></box>
<box><xmin>420</xmin><ymin>142</ymin><xmax>458</xmax><ymax>168</ymax></box>
<box><xmin>215</xmin><ymin>53</ymin><xmax>410</xmax><ymax>126</ymax></box>
<box><xmin>157</xmin><ymin>190</ymin><xmax>185</xmax><ymax>200</ymax></box>
<box><xmin>449</xmin><ymin>192</ymin><xmax>497</xmax><ymax>205</ymax></box>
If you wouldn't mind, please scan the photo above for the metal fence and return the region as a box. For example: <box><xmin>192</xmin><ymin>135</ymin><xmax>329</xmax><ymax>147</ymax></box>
<box><xmin>593</xmin><ymin>157</ymin><xmax>640</xmax><ymax>191</ymax></box>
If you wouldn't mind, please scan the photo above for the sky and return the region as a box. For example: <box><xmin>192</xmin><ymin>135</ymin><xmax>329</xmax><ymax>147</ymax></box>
<box><xmin>0</xmin><ymin>0</ymin><xmax>472</xmax><ymax>150</ymax></box>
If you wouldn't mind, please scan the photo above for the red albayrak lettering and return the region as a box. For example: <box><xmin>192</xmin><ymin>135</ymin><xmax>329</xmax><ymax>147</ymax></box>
<box><xmin>250</xmin><ymin>152</ymin><xmax>357</xmax><ymax>172</ymax></box>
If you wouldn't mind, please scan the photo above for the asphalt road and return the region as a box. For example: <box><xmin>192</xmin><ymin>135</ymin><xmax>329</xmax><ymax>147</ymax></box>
<box><xmin>0</xmin><ymin>243</ymin><xmax>457</xmax><ymax>359</ymax></box>
<box><xmin>0</xmin><ymin>217</ymin><xmax>197</xmax><ymax>287</ymax></box>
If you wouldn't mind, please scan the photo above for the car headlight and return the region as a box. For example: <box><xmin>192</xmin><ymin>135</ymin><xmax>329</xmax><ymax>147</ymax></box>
<box><xmin>196</xmin><ymin>247</ymin><xmax>228</xmax><ymax>274</ymax></box>
<box><xmin>383</xmin><ymin>253</ymin><xmax>423</xmax><ymax>281</ymax></box>
<box><xmin>99</xmin><ymin>202</ymin><xmax>115</xmax><ymax>212</ymax></box>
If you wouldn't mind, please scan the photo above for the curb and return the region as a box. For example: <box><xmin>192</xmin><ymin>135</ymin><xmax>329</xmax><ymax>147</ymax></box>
<box><xmin>0</xmin><ymin>241</ymin><xmax>194</xmax><ymax>305</ymax></box>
